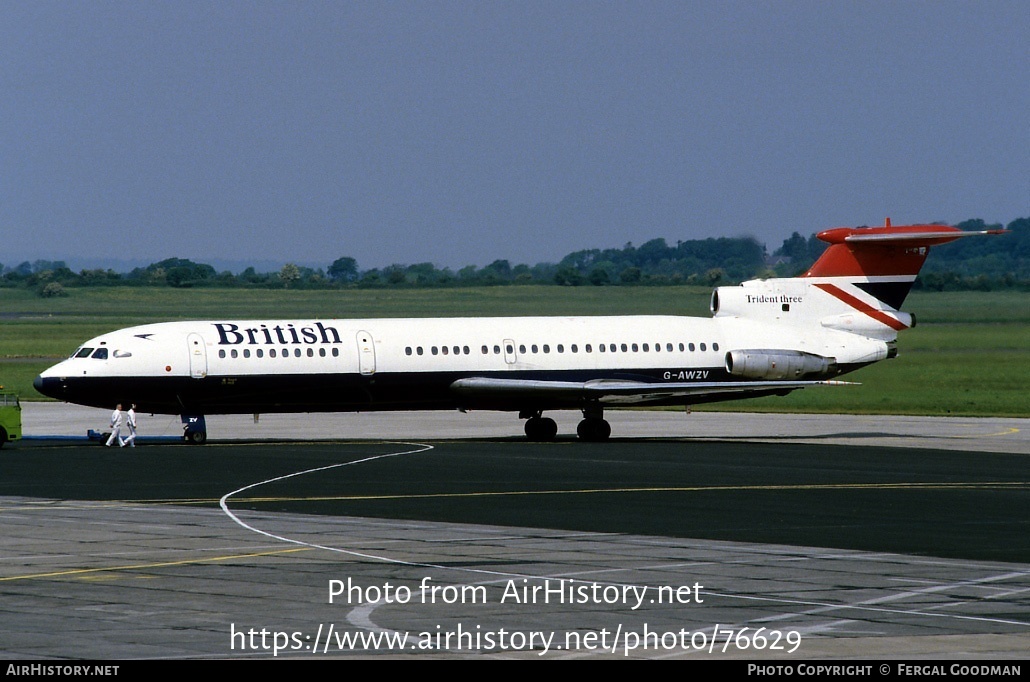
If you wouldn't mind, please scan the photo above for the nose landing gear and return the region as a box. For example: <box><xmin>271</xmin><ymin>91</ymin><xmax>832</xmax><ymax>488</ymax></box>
<box><xmin>182</xmin><ymin>415</ymin><xmax>207</xmax><ymax>444</ymax></box>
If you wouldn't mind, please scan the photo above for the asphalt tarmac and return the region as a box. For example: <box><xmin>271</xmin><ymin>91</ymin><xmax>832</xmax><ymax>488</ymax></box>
<box><xmin>0</xmin><ymin>405</ymin><xmax>1027</xmax><ymax>660</ymax></box>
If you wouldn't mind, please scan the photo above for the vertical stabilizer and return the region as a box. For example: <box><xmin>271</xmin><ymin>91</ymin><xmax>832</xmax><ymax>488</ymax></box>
<box><xmin>711</xmin><ymin>219</ymin><xmax>1006</xmax><ymax>340</ymax></box>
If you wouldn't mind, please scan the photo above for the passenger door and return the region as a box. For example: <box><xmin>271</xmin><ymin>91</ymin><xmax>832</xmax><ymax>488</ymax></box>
<box><xmin>187</xmin><ymin>333</ymin><xmax>208</xmax><ymax>378</ymax></box>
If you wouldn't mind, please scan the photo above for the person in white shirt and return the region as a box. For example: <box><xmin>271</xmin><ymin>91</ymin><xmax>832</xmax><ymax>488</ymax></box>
<box><xmin>106</xmin><ymin>404</ymin><xmax>124</xmax><ymax>447</ymax></box>
<box><xmin>123</xmin><ymin>404</ymin><xmax>137</xmax><ymax>447</ymax></box>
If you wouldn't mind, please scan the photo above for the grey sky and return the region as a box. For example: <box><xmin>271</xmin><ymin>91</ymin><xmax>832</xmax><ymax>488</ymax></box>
<box><xmin>2</xmin><ymin>1</ymin><xmax>1027</xmax><ymax>272</ymax></box>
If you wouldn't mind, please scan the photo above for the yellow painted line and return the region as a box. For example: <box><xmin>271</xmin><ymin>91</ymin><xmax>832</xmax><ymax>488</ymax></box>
<box><xmin>0</xmin><ymin>547</ymin><xmax>311</xmax><ymax>583</ymax></box>
<box><xmin>948</xmin><ymin>427</ymin><xmax>1021</xmax><ymax>439</ymax></box>
<box><xmin>140</xmin><ymin>481</ymin><xmax>1030</xmax><ymax>505</ymax></box>
<box><xmin>0</xmin><ymin>500</ymin><xmax>215</xmax><ymax>512</ymax></box>
<box><xmin>5</xmin><ymin>480</ymin><xmax>1026</xmax><ymax>512</ymax></box>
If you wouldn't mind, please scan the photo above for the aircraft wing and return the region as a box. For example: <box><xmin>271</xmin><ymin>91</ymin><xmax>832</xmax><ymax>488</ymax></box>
<box><xmin>450</xmin><ymin>377</ymin><xmax>852</xmax><ymax>406</ymax></box>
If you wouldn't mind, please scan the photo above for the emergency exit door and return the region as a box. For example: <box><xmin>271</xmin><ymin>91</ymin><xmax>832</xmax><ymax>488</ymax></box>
<box><xmin>356</xmin><ymin>331</ymin><xmax>376</xmax><ymax>375</ymax></box>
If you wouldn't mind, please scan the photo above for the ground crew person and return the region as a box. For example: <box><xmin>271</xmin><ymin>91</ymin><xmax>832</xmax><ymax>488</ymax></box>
<box><xmin>123</xmin><ymin>404</ymin><xmax>137</xmax><ymax>447</ymax></box>
<box><xmin>106</xmin><ymin>404</ymin><xmax>124</xmax><ymax>447</ymax></box>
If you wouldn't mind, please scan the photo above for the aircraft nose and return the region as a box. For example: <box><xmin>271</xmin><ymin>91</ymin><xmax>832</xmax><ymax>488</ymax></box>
<box><xmin>33</xmin><ymin>374</ymin><xmax>59</xmax><ymax>399</ymax></box>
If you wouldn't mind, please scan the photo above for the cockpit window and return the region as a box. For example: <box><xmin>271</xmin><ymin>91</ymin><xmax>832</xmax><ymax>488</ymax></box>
<box><xmin>74</xmin><ymin>348</ymin><xmax>94</xmax><ymax>358</ymax></box>
<box><xmin>90</xmin><ymin>348</ymin><xmax>109</xmax><ymax>359</ymax></box>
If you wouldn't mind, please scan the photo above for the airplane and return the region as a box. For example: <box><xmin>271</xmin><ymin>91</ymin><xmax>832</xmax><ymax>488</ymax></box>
<box><xmin>33</xmin><ymin>219</ymin><xmax>1004</xmax><ymax>443</ymax></box>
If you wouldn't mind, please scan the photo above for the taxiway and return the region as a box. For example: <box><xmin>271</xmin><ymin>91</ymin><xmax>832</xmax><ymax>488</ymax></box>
<box><xmin>0</xmin><ymin>405</ymin><xmax>1026</xmax><ymax>659</ymax></box>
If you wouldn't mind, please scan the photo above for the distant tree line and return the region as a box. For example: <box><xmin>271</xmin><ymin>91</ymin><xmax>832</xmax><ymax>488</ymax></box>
<box><xmin>5</xmin><ymin>218</ymin><xmax>1026</xmax><ymax>298</ymax></box>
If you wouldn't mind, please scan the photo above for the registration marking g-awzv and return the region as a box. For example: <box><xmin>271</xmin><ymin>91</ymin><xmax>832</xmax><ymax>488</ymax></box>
<box><xmin>663</xmin><ymin>370</ymin><xmax>710</xmax><ymax>380</ymax></box>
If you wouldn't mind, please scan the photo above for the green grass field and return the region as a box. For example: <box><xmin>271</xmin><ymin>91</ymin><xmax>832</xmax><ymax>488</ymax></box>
<box><xmin>2</xmin><ymin>286</ymin><xmax>1027</xmax><ymax>416</ymax></box>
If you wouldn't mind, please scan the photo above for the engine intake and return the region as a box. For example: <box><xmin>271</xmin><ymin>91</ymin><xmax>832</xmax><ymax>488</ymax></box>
<box><xmin>725</xmin><ymin>349</ymin><xmax>838</xmax><ymax>380</ymax></box>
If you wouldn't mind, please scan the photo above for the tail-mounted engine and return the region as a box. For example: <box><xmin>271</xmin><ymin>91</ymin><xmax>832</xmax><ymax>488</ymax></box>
<box><xmin>725</xmin><ymin>349</ymin><xmax>838</xmax><ymax>380</ymax></box>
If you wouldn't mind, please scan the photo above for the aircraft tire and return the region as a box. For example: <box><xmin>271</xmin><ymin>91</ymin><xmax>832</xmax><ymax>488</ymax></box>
<box><xmin>186</xmin><ymin>430</ymin><xmax>208</xmax><ymax>445</ymax></box>
<box><xmin>525</xmin><ymin>417</ymin><xmax>558</xmax><ymax>441</ymax></box>
<box><xmin>577</xmin><ymin>418</ymin><xmax>611</xmax><ymax>442</ymax></box>
<box><xmin>0</xmin><ymin>427</ymin><xmax>6</xmax><ymax>448</ymax></box>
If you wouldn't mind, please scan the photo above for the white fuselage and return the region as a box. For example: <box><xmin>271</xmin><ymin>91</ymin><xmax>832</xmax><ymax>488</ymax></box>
<box><xmin>35</xmin><ymin>312</ymin><xmax>886</xmax><ymax>417</ymax></box>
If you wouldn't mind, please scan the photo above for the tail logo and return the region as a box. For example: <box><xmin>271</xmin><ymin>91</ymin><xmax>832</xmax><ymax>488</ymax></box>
<box><xmin>813</xmin><ymin>283</ymin><xmax>911</xmax><ymax>331</ymax></box>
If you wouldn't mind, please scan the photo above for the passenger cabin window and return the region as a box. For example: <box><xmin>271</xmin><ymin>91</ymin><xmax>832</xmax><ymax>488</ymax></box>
<box><xmin>391</xmin><ymin>337</ymin><xmax>717</xmax><ymax>362</ymax></box>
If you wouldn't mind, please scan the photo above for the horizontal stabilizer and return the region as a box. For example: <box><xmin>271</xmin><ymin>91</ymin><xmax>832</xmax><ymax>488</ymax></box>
<box><xmin>804</xmin><ymin>220</ymin><xmax>1008</xmax><ymax>282</ymax></box>
<box><xmin>842</xmin><ymin>229</ymin><xmax>1007</xmax><ymax>243</ymax></box>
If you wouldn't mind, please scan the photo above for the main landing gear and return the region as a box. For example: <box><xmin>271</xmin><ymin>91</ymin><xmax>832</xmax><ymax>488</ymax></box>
<box><xmin>576</xmin><ymin>416</ymin><xmax>611</xmax><ymax>442</ymax></box>
<box><xmin>521</xmin><ymin>408</ymin><xmax>612</xmax><ymax>442</ymax></box>
<box><xmin>522</xmin><ymin>411</ymin><xmax>558</xmax><ymax>441</ymax></box>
